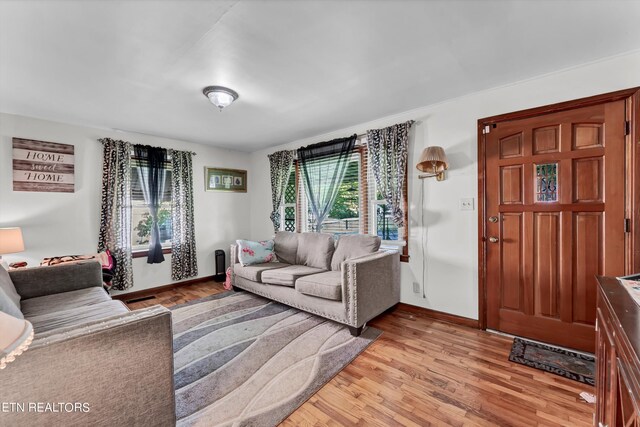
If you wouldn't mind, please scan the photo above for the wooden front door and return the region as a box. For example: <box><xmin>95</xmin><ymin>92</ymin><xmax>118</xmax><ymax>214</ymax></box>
<box><xmin>484</xmin><ymin>100</ymin><xmax>627</xmax><ymax>352</ymax></box>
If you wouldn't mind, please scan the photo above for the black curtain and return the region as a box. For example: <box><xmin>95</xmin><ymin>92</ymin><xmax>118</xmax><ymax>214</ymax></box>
<box><xmin>134</xmin><ymin>145</ymin><xmax>169</xmax><ymax>264</ymax></box>
<box><xmin>298</xmin><ymin>135</ymin><xmax>357</xmax><ymax>231</ymax></box>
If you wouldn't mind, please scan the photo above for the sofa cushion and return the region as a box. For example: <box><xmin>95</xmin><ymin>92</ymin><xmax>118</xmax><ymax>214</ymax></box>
<box><xmin>21</xmin><ymin>287</ymin><xmax>111</xmax><ymax>318</ymax></box>
<box><xmin>236</xmin><ymin>239</ymin><xmax>277</xmax><ymax>266</ymax></box>
<box><xmin>274</xmin><ymin>231</ymin><xmax>298</xmax><ymax>265</ymax></box>
<box><xmin>233</xmin><ymin>262</ymin><xmax>290</xmax><ymax>282</ymax></box>
<box><xmin>261</xmin><ymin>265</ymin><xmax>325</xmax><ymax>287</ymax></box>
<box><xmin>27</xmin><ymin>300</ymin><xmax>129</xmax><ymax>334</ymax></box>
<box><xmin>0</xmin><ymin>267</ymin><xmax>22</xmax><ymax>319</ymax></box>
<box><xmin>296</xmin><ymin>232</ymin><xmax>335</xmax><ymax>270</ymax></box>
<box><xmin>295</xmin><ymin>271</ymin><xmax>343</xmax><ymax>301</ymax></box>
<box><xmin>331</xmin><ymin>234</ymin><xmax>381</xmax><ymax>271</ymax></box>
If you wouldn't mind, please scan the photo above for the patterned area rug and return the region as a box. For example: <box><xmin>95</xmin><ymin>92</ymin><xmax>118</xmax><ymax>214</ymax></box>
<box><xmin>171</xmin><ymin>291</ymin><xmax>381</xmax><ymax>426</ymax></box>
<box><xmin>508</xmin><ymin>337</ymin><xmax>595</xmax><ymax>385</ymax></box>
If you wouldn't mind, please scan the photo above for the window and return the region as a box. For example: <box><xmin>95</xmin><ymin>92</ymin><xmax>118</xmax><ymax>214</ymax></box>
<box><xmin>280</xmin><ymin>168</ymin><xmax>297</xmax><ymax>232</ymax></box>
<box><xmin>303</xmin><ymin>152</ymin><xmax>361</xmax><ymax>236</ymax></box>
<box><xmin>371</xmin><ymin>191</ymin><xmax>399</xmax><ymax>240</ymax></box>
<box><xmin>368</xmin><ymin>158</ymin><xmax>406</xmax><ymax>251</ymax></box>
<box><xmin>279</xmin><ymin>140</ymin><xmax>408</xmax><ymax>260</ymax></box>
<box><xmin>131</xmin><ymin>157</ymin><xmax>172</xmax><ymax>253</ymax></box>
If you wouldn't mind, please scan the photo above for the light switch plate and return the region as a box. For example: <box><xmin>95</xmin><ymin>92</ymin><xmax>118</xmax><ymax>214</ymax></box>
<box><xmin>413</xmin><ymin>282</ymin><xmax>420</xmax><ymax>293</ymax></box>
<box><xmin>460</xmin><ymin>198</ymin><xmax>474</xmax><ymax>211</ymax></box>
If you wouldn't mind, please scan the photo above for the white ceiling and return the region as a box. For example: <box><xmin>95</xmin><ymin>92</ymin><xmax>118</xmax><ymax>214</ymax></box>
<box><xmin>1</xmin><ymin>0</ymin><xmax>639</xmax><ymax>151</ymax></box>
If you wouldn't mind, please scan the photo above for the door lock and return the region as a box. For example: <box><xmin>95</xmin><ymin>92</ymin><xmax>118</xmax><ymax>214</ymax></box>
<box><xmin>488</xmin><ymin>236</ymin><xmax>499</xmax><ymax>243</ymax></box>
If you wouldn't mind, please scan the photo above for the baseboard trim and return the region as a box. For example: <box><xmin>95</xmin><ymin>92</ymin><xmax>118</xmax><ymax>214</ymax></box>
<box><xmin>111</xmin><ymin>275</ymin><xmax>216</xmax><ymax>302</ymax></box>
<box><xmin>396</xmin><ymin>303</ymin><xmax>479</xmax><ymax>329</ymax></box>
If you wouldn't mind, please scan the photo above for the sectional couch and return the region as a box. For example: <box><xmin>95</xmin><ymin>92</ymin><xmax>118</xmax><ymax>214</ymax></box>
<box><xmin>231</xmin><ymin>231</ymin><xmax>401</xmax><ymax>336</ymax></box>
<box><xmin>0</xmin><ymin>262</ymin><xmax>175</xmax><ymax>427</ymax></box>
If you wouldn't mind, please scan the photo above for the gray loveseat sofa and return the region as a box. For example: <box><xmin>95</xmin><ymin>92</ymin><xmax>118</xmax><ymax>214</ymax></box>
<box><xmin>231</xmin><ymin>232</ymin><xmax>400</xmax><ymax>336</ymax></box>
<box><xmin>0</xmin><ymin>261</ymin><xmax>175</xmax><ymax>427</ymax></box>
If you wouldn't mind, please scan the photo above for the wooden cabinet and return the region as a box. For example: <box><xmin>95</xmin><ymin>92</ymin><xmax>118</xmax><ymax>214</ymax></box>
<box><xmin>596</xmin><ymin>276</ymin><xmax>640</xmax><ymax>426</ymax></box>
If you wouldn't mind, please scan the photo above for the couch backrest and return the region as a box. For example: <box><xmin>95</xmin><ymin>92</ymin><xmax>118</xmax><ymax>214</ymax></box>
<box><xmin>274</xmin><ymin>231</ymin><xmax>335</xmax><ymax>270</ymax></box>
<box><xmin>274</xmin><ymin>231</ymin><xmax>298</xmax><ymax>265</ymax></box>
<box><xmin>331</xmin><ymin>234</ymin><xmax>381</xmax><ymax>271</ymax></box>
<box><xmin>296</xmin><ymin>232</ymin><xmax>335</xmax><ymax>270</ymax></box>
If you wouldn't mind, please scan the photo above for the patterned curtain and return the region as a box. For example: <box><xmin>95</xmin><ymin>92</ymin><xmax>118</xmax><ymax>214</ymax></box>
<box><xmin>268</xmin><ymin>150</ymin><xmax>295</xmax><ymax>232</ymax></box>
<box><xmin>367</xmin><ymin>121</ymin><xmax>413</xmax><ymax>227</ymax></box>
<box><xmin>170</xmin><ymin>149</ymin><xmax>198</xmax><ymax>281</ymax></box>
<box><xmin>98</xmin><ymin>138</ymin><xmax>134</xmax><ymax>291</ymax></box>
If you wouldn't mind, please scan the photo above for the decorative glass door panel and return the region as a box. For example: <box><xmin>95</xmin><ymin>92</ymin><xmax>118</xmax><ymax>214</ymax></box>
<box><xmin>535</xmin><ymin>163</ymin><xmax>558</xmax><ymax>202</ymax></box>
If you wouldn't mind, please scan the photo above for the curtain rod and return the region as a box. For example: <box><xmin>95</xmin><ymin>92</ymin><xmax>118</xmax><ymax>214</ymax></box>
<box><xmin>99</xmin><ymin>138</ymin><xmax>197</xmax><ymax>156</ymax></box>
<box><xmin>355</xmin><ymin>119</ymin><xmax>416</xmax><ymax>139</ymax></box>
<box><xmin>286</xmin><ymin>120</ymin><xmax>416</xmax><ymax>156</ymax></box>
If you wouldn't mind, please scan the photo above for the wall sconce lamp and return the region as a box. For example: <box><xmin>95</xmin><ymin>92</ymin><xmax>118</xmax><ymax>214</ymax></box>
<box><xmin>416</xmin><ymin>146</ymin><xmax>449</xmax><ymax>181</ymax></box>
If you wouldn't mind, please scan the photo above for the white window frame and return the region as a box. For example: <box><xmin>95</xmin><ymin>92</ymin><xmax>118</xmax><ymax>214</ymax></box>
<box><xmin>279</xmin><ymin>202</ymin><xmax>296</xmax><ymax>232</ymax></box>
<box><xmin>279</xmin><ymin>168</ymin><xmax>297</xmax><ymax>232</ymax></box>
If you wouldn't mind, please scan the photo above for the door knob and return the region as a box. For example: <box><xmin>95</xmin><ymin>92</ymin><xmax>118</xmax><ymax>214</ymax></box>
<box><xmin>489</xmin><ymin>216</ymin><xmax>499</xmax><ymax>223</ymax></box>
<box><xmin>488</xmin><ymin>236</ymin><xmax>499</xmax><ymax>243</ymax></box>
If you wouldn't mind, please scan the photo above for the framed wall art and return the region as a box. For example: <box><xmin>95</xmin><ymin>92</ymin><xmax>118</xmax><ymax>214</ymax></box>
<box><xmin>205</xmin><ymin>167</ymin><xmax>247</xmax><ymax>192</ymax></box>
<box><xmin>12</xmin><ymin>138</ymin><xmax>75</xmax><ymax>193</ymax></box>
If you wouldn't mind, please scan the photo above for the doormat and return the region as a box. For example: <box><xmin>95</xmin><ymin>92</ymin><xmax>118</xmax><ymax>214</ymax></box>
<box><xmin>508</xmin><ymin>337</ymin><xmax>595</xmax><ymax>385</ymax></box>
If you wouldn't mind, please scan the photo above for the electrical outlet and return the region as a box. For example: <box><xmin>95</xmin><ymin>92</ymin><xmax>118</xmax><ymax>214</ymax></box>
<box><xmin>413</xmin><ymin>282</ymin><xmax>420</xmax><ymax>293</ymax></box>
<box><xmin>460</xmin><ymin>198</ymin><xmax>474</xmax><ymax>211</ymax></box>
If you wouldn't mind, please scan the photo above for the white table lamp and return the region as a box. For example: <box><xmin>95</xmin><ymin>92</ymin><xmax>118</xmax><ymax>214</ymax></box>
<box><xmin>0</xmin><ymin>227</ymin><xmax>25</xmax><ymax>270</ymax></box>
<box><xmin>0</xmin><ymin>311</ymin><xmax>33</xmax><ymax>369</ymax></box>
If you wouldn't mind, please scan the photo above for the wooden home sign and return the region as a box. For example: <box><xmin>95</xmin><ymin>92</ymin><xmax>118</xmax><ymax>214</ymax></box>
<box><xmin>12</xmin><ymin>138</ymin><xmax>75</xmax><ymax>193</ymax></box>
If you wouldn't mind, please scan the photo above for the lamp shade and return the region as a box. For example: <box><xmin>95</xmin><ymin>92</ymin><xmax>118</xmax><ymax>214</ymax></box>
<box><xmin>416</xmin><ymin>146</ymin><xmax>449</xmax><ymax>174</ymax></box>
<box><xmin>0</xmin><ymin>228</ymin><xmax>24</xmax><ymax>255</ymax></box>
<box><xmin>0</xmin><ymin>311</ymin><xmax>33</xmax><ymax>369</ymax></box>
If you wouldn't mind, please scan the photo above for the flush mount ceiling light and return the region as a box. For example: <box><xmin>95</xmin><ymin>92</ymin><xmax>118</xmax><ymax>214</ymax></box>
<box><xmin>202</xmin><ymin>86</ymin><xmax>239</xmax><ymax>111</ymax></box>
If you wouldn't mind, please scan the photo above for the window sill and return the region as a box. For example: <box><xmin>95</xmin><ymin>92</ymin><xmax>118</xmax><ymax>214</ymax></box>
<box><xmin>380</xmin><ymin>239</ymin><xmax>406</xmax><ymax>247</ymax></box>
<box><xmin>379</xmin><ymin>240</ymin><xmax>409</xmax><ymax>263</ymax></box>
<box><xmin>132</xmin><ymin>247</ymin><xmax>172</xmax><ymax>259</ymax></box>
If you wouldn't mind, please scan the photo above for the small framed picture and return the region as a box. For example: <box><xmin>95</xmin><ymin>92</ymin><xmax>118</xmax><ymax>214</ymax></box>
<box><xmin>209</xmin><ymin>175</ymin><xmax>221</xmax><ymax>188</ymax></box>
<box><xmin>205</xmin><ymin>167</ymin><xmax>247</xmax><ymax>192</ymax></box>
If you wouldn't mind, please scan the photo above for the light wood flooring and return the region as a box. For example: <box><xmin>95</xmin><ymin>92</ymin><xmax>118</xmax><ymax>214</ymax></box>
<box><xmin>126</xmin><ymin>281</ymin><xmax>595</xmax><ymax>426</ymax></box>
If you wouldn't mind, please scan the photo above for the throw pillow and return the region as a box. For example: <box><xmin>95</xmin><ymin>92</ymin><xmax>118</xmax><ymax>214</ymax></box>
<box><xmin>236</xmin><ymin>239</ymin><xmax>277</xmax><ymax>266</ymax></box>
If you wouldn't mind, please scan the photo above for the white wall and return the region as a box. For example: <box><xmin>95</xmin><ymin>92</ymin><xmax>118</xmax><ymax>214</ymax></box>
<box><xmin>0</xmin><ymin>113</ymin><xmax>252</xmax><ymax>294</ymax></box>
<box><xmin>2</xmin><ymin>51</ymin><xmax>639</xmax><ymax>307</ymax></box>
<box><xmin>250</xmin><ymin>51</ymin><xmax>640</xmax><ymax>320</ymax></box>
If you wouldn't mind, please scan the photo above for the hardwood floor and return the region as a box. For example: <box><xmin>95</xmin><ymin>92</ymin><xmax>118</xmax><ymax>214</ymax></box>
<box><xmin>126</xmin><ymin>282</ymin><xmax>595</xmax><ymax>426</ymax></box>
<box><xmin>124</xmin><ymin>280</ymin><xmax>227</xmax><ymax>310</ymax></box>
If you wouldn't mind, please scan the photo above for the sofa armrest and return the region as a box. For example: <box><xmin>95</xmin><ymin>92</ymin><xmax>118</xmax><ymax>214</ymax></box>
<box><xmin>10</xmin><ymin>261</ymin><xmax>103</xmax><ymax>299</ymax></box>
<box><xmin>0</xmin><ymin>305</ymin><xmax>175</xmax><ymax>427</ymax></box>
<box><xmin>230</xmin><ymin>244</ymin><xmax>239</xmax><ymax>265</ymax></box>
<box><xmin>343</xmin><ymin>250</ymin><xmax>400</xmax><ymax>328</ymax></box>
